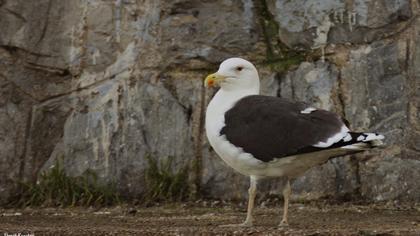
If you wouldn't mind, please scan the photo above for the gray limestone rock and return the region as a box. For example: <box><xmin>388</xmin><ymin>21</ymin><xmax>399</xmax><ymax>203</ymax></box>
<box><xmin>279</xmin><ymin>61</ymin><xmax>339</xmax><ymax>111</ymax></box>
<box><xmin>268</xmin><ymin>0</ymin><xmax>413</xmax><ymax>48</ymax></box>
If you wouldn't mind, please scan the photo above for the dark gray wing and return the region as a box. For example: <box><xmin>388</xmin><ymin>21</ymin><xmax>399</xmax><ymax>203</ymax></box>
<box><xmin>220</xmin><ymin>95</ymin><xmax>346</xmax><ymax>162</ymax></box>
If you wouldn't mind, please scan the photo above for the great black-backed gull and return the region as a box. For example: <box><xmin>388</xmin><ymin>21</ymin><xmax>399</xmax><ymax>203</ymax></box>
<box><xmin>204</xmin><ymin>58</ymin><xmax>384</xmax><ymax>227</ymax></box>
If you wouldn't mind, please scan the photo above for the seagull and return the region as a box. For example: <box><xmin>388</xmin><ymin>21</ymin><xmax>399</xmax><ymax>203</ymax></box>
<box><xmin>204</xmin><ymin>58</ymin><xmax>384</xmax><ymax>227</ymax></box>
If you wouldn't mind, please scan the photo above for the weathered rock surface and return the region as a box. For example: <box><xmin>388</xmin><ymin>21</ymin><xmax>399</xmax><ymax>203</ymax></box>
<box><xmin>0</xmin><ymin>0</ymin><xmax>419</xmax><ymax>204</ymax></box>
<box><xmin>268</xmin><ymin>0</ymin><xmax>413</xmax><ymax>48</ymax></box>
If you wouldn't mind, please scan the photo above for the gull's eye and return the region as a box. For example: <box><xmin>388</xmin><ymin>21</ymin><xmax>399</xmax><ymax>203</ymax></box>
<box><xmin>236</xmin><ymin>66</ymin><xmax>243</xmax><ymax>72</ymax></box>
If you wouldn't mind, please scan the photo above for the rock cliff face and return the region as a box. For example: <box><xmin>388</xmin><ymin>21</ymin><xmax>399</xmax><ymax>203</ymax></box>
<box><xmin>1</xmin><ymin>0</ymin><xmax>419</xmax><ymax>204</ymax></box>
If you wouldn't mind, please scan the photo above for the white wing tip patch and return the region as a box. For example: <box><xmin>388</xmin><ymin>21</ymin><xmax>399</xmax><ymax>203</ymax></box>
<box><xmin>374</xmin><ymin>134</ymin><xmax>385</xmax><ymax>140</ymax></box>
<box><xmin>358</xmin><ymin>133</ymin><xmax>385</xmax><ymax>142</ymax></box>
<box><xmin>300</xmin><ymin>107</ymin><xmax>317</xmax><ymax>114</ymax></box>
<box><xmin>343</xmin><ymin>133</ymin><xmax>385</xmax><ymax>149</ymax></box>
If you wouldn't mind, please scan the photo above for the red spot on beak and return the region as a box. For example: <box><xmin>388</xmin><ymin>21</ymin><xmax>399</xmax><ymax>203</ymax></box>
<box><xmin>207</xmin><ymin>80</ymin><xmax>214</xmax><ymax>87</ymax></box>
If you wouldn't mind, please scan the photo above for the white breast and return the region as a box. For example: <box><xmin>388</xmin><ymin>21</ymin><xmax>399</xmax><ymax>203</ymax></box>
<box><xmin>205</xmin><ymin>89</ymin><xmax>266</xmax><ymax>176</ymax></box>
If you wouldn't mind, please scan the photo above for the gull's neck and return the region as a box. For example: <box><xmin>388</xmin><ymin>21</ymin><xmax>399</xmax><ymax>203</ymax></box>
<box><xmin>211</xmin><ymin>87</ymin><xmax>259</xmax><ymax>113</ymax></box>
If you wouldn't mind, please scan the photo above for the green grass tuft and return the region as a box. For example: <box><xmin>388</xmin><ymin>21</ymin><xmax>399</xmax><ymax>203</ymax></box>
<box><xmin>143</xmin><ymin>155</ymin><xmax>189</xmax><ymax>203</ymax></box>
<box><xmin>13</xmin><ymin>161</ymin><xmax>120</xmax><ymax>207</ymax></box>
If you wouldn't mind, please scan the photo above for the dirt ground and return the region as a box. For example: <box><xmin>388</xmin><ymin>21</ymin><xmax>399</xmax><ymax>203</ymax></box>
<box><xmin>1</xmin><ymin>202</ymin><xmax>419</xmax><ymax>235</ymax></box>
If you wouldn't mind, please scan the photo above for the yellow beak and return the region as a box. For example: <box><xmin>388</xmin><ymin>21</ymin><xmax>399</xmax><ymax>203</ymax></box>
<box><xmin>204</xmin><ymin>73</ymin><xmax>226</xmax><ymax>88</ymax></box>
